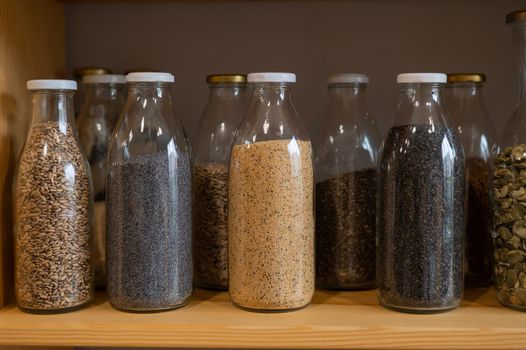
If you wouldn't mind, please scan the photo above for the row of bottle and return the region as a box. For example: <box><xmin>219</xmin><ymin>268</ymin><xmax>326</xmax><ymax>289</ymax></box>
<box><xmin>13</xmin><ymin>9</ymin><xmax>526</xmax><ymax>314</ymax></box>
<box><xmin>12</xmin><ymin>70</ymin><xmax>486</xmax><ymax>314</ymax></box>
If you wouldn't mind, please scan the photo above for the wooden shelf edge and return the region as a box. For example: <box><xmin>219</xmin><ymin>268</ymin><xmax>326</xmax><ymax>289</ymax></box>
<box><xmin>0</xmin><ymin>289</ymin><xmax>525</xmax><ymax>349</ymax></box>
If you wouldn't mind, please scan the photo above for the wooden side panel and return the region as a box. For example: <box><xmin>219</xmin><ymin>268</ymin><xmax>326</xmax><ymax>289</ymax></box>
<box><xmin>0</xmin><ymin>0</ymin><xmax>65</xmax><ymax>306</ymax></box>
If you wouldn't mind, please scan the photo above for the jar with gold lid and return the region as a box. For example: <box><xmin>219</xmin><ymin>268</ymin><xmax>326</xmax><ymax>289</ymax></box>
<box><xmin>73</xmin><ymin>67</ymin><xmax>113</xmax><ymax>116</ymax></box>
<box><xmin>492</xmin><ymin>10</ymin><xmax>526</xmax><ymax>311</ymax></box>
<box><xmin>194</xmin><ymin>74</ymin><xmax>247</xmax><ymax>290</ymax></box>
<box><xmin>447</xmin><ymin>73</ymin><xmax>495</xmax><ymax>288</ymax></box>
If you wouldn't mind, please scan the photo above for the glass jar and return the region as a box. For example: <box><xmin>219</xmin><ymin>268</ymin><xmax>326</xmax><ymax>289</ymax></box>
<box><xmin>377</xmin><ymin>73</ymin><xmax>465</xmax><ymax>313</ymax></box>
<box><xmin>446</xmin><ymin>73</ymin><xmax>495</xmax><ymax>288</ymax></box>
<box><xmin>314</xmin><ymin>74</ymin><xmax>380</xmax><ymax>290</ymax></box>
<box><xmin>73</xmin><ymin>67</ymin><xmax>112</xmax><ymax>117</ymax></box>
<box><xmin>228</xmin><ymin>72</ymin><xmax>314</xmax><ymax>312</ymax></box>
<box><xmin>492</xmin><ymin>10</ymin><xmax>526</xmax><ymax>311</ymax></box>
<box><xmin>15</xmin><ymin>80</ymin><xmax>93</xmax><ymax>313</ymax></box>
<box><xmin>106</xmin><ymin>72</ymin><xmax>192</xmax><ymax>312</ymax></box>
<box><xmin>77</xmin><ymin>74</ymin><xmax>126</xmax><ymax>290</ymax></box>
<box><xmin>194</xmin><ymin>74</ymin><xmax>247</xmax><ymax>290</ymax></box>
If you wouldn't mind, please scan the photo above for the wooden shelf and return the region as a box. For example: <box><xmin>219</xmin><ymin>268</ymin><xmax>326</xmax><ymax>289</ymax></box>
<box><xmin>0</xmin><ymin>288</ymin><xmax>524</xmax><ymax>349</ymax></box>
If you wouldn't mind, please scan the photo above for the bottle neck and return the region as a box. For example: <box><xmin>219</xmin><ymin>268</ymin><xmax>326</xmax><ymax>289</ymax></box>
<box><xmin>512</xmin><ymin>23</ymin><xmax>526</xmax><ymax>103</ymax></box>
<box><xmin>250</xmin><ymin>82</ymin><xmax>292</xmax><ymax>104</ymax></box>
<box><xmin>86</xmin><ymin>83</ymin><xmax>124</xmax><ymax>98</ymax></box>
<box><xmin>208</xmin><ymin>83</ymin><xmax>246</xmax><ymax>103</ymax></box>
<box><xmin>396</xmin><ymin>83</ymin><xmax>447</xmax><ymax>126</ymax></box>
<box><xmin>128</xmin><ymin>82</ymin><xmax>172</xmax><ymax>99</ymax></box>
<box><xmin>448</xmin><ymin>82</ymin><xmax>484</xmax><ymax>102</ymax></box>
<box><xmin>328</xmin><ymin>84</ymin><xmax>367</xmax><ymax>106</ymax></box>
<box><xmin>31</xmin><ymin>90</ymin><xmax>75</xmax><ymax>126</ymax></box>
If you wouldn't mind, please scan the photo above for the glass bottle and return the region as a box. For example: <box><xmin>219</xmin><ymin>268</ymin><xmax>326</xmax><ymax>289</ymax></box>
<box><xmin>15</xmin><ymin>80</ymin><xmax>93</xmax><ymax>313</ymax></box>
<box><xmin>73</xmin><ymin>67</ymin><xmax>112</xmax><ymax>117</ymax></box>
<box><xmin>492</xmin><ymin>10</ymin><xmax>526</xmax><ymax>311</ymax></box>
<box><xmin>77</xmin><ymin>74</ymin><xmax>126</xmax><ymax>290</ymax></box>
<box><xmin>228</xmin><ymin>72</ymin><xmax>314</xmax><ymax>312</ymax></box>
<box><xmin>377</xmin><ymin>73</ymin><xmax>465</xmax><ymax>313</ymax></box>
<box><xmin>194</xmin><ymin>74</ymin><xmax>247</xmax><ymax>290</ymax></box>
<box><xmin>106</xmin><ymin>72</ymin><xmax>192</xmax><ymax>312</ymax></box>
<box><xmin>314</xmin><ymin>74</ymin><xmax>380</xmax><ymax>290</ymax></box>
<box><xmin>446</xmin><ymin>73</ymin><xmax>495</xmax><ymax>288</ymax></box>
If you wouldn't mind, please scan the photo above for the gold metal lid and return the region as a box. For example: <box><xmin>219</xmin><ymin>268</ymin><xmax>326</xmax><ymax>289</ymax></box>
<box><xmin>506</xmin><ymin>10</ymin><xmax>526</xmax><ymax>24</ymax></box>
<box><xmin>447</xmin><ymin>73</ymin><xmax>486</xmax><ymax>83</ymax></box>
<box><xmin>206</xmin><ymin>74</ymin><xmax>247</xmax><ymax>84</ymax></box>
<box><xmin>73</xmin><ymin>67</ymin><xmax>112</xmax><ymax>79</ymax></box>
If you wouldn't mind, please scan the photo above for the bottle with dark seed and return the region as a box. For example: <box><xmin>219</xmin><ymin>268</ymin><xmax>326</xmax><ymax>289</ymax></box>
<box><xmin>77</xmin><ymin>74</ymin><xmax>126</xmax><ymax>290</ymax></box>
<box><xmin>314</xmin><ymin>74</ymin><xmax>380</xmax><ymax>290</ymax></box>
<box><xmin>194</xmin><ymin>74</ymin><xmax>247</xmax><ymax>291</ymax></box>
<box><xmin>15</xmin><ymin>79</ymin><xmax>93</xmax><ymax>314</ymax></box>
<box><xmin>446</xmin><ymin>73</ymin><xmax>495</xmax><ymax>288</ymax></box>
<box><xmin>492</xmin><ymin>10</ymin><xmax>526</xmax><ymax>311</ymax></box>
<box><xmin>106</xmin><ymin>72</ymin><xmax>193</xmax><ymax>312</ymax></box>
<box><xmin>377</xmin><ymin>73</ymin><xmax>465</xmax><ymax>313</ymax></box>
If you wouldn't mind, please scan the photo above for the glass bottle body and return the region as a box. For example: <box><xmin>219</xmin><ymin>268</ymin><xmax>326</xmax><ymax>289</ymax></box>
<box><xmin>447</xmin><ymin>80</ymin><xmax>495</xmax><ymax>288</ymax></box>
<box><xmin>314</xmin><ymin>82</ymin><xmax>380</xmax><ymax>290</ymax></box>
<box><xmin>492</xmin><ymin>18</ymin><xmax>526</xmax><ymax>311</ymax></box>
<box><xmin>77</xmin><ymin>82</ymin><xmax>126</xmax><ymax>289</ymax></box>
<box><xmin>106</xmin><ymin>80</ymin><xmax>193</xmax><ymax>312</ymax></box>
<box><xmin>194</xmin><ymin>81</ymin><xmax>247</xmax><ymax>290</ymax></box>
<box><xmin>15</xmin><ymin>87</ymin><xmax>94</xmax><ymax>313</ymax></box>
<box><xmin>228</xmin><ymin>81</ymin><xmax>314</xmax><ymax>312</ymax></box>
<box><xmin>377</xmin><ymin>82</ymin><xmax>465</xmax><ymax>313</ymax></box>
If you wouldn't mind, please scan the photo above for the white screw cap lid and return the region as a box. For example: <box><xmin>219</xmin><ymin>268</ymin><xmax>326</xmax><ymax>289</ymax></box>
<box><xmin>247</xmin><ymin>72</ymin><xmax>296</xmax><ymax>83</ymax></box>
<box><xmin>328</xmin><ymin>74</ymin><xmax>369</xmax><ymax>84</ymax></box>
<box><xmin>83</xmin><ymin>74</ymin><xmax>126</xmax><ymax>84</ymax></box>
<box><xmin>397</xmin><ymin>73</ymin><xmax>447</xmax><ymax>84</ymax></box>
<box><xmin>126</xmin><ymin>72</ymin><xmax>174</xmax><ymax>83</ymax></box>
<box><xmin>27</xmin><ymin>79</ymin><xmax>77</xmax><ymax>91</ymax></box>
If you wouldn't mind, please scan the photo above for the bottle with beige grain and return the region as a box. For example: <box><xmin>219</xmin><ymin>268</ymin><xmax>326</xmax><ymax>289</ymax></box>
<box><xmin>15</xmin><ymin>80</ymin><xmax>93</xmax><ymax>313</ymax></box>
<box><xmin>228</xmin><ymin>72</ymin><xmax>314</xmax><ymax>312</ymax></box>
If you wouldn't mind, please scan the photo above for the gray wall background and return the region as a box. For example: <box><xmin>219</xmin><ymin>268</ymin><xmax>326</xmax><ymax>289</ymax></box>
<box><xmin>65</xmin><ymin>0</ymin><xmax>526</xmax><ymax>143</ymax></box>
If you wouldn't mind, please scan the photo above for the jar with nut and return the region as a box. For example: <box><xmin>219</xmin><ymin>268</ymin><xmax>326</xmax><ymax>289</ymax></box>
<box><xmin>492</xmin><ymin>10</ymin><xmax>526</xmax><ymax>311</ymax></box>
<box><xmin>15</xmin><ymin>79</ymin><xmax>94</xmax><ymax>313</ymax></box>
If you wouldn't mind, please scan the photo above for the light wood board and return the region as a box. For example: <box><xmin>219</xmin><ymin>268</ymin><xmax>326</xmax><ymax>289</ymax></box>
<box><xmin>0</xmin><ymin>0</ymin><xmax>65</xmax><ymax>306</ymax></box>
<box><xmin>0</xmin><ymin>288</ymin><xmax>523</xmax><ymax>349</ymax></box>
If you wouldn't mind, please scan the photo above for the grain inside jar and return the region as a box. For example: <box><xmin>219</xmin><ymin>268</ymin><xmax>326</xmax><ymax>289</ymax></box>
<box><xmin>15</xmin><ymin>121</ymin><xmax>93</xmax><ymax>313</ymax></box>
<box><xmin>228</xmin><ymin>139</ymin><xmax>315</xmax><ymax>311</ymax></box>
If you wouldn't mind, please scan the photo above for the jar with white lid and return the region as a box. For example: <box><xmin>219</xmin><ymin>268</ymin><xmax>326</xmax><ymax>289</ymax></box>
<box><xmin>15</xmin><ymin>79</ymin><xmax>93</xmax><ymax>313</ymax></box>
<box><xmin>314</xmin><ymin>73</ymin><xmax>380</xmax><ymax>290</ymax></box>
<box><xmin>106</xmin><ymin>72</ymin><xmax>192</xmax><ymax>312</ymax></box>
<box><xmin>228</xmin><ymin>72</ymin><xmax>314</xmax><ymax>312</ymax></box>
<box><xmin>77</xmin><ymin>74</ymin><xmax>126</xmax><ymax>289</ymax></box>
<box><xmin>377</xmin><ymin>73</ymin><xmax>465</xmax><ymax>313</ymax></box>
